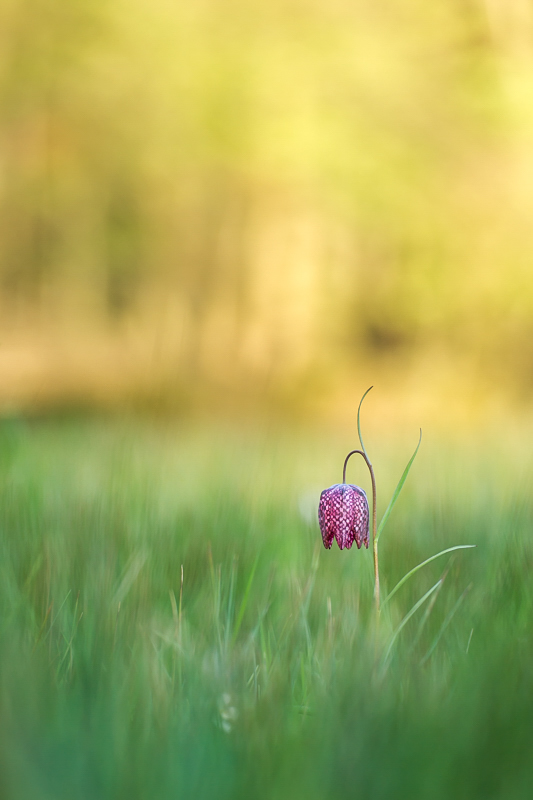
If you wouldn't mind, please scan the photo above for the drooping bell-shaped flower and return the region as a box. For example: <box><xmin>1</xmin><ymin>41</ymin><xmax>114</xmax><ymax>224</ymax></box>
<box><xmin>318</xmin><ymin>483</ymin><xmax>369</xmax><ymax>550</ymax></box>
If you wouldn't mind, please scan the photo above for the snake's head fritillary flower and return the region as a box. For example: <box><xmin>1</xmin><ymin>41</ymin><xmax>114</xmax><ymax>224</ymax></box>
<box><xmin>318</xmin><ymin>483</ymin><xmax>369</xmax><ymax>550</ymax></box>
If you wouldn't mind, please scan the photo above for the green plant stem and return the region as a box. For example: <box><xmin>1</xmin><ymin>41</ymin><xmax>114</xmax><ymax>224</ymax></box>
<box><xmin>342</xmin><ymin>449</ymin><xmax>379</xmax><ymax>614</ymax></box>
<box><xmin>357</xmin><ymin>386</ymin><xmax>373</xmax><ymax>459</ymax></box>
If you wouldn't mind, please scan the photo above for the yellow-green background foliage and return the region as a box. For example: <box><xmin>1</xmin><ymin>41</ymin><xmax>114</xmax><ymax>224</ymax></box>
<box><xmin>1</xmin><ymin>0</ymin><xmax>533</xmax><ymax>417</ymax></box>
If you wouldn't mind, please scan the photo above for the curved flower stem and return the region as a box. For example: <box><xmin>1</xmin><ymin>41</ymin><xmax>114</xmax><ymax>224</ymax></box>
<box><xmin>342</xmin><ymin>449</ymin><xmax>380</xmax><ymax>614</ymax></box>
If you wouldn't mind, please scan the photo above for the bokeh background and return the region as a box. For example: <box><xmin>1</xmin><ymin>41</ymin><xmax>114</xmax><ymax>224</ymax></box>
<box><xmin>2</xmin><ymin>0</ymin><xmax>533</xmax><ymax>423</ymax></box>
<box><xmin>4</xmin><ymin>5</ymin><xmax>533</xmax><ymax>798</ymax></box>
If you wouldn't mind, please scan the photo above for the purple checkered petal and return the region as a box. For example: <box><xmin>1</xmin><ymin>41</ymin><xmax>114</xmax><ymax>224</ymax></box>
<box><xmin>318</xmin><ymin>484</ymin><xmax>369</xmax><ymax>551</ymax></box>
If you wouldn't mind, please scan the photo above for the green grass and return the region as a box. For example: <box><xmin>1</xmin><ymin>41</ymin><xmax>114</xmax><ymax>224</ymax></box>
<box><xmin>0</xmin><ymin>416</ymin><xmax>532</xmax><ymax>799</ymax></box>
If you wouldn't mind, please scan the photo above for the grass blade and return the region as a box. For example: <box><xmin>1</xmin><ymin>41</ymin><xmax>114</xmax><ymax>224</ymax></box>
<box><xmin>382</xmin><ymin>579</ymin><xmax>442</xmax><ymax>666</ymax></box>
<box><xmin>357</xmin><ymin>386</ymin><xmax>373</xmax><ymax>458</ymax></box>
<box><xmin>43</xmin><ymin>590</ymin><xmax>72</xmax><ymax>643</ymax></box>
<box><xmin>382</xmin><ymin>545</ymin><xmax>476</xmax><ymax>606</ymax></box>
<box><xmin>113</xmin><ymin>551</ymin><xmax>148</xmax><ymax>606</ymax></box>
<box><xmin>376</xmin><ymin>429</ymin><xmax>422</xmax><ymax>542</ymax></box>
<box><xmin>409</xmin><ymin>558</ymin><xmax>454</xmax><ymax>653</ymax></box>
<box><xmin>225</xmin><ymin>557</ymin><xmax>237</xmax><ymax>652</ymax></box>
<box><xmin>420</xmin><ymin>583</ymin><xmax>473</xmax><ymax>665</ymax></box>
<box><xmin>232</xmin><ymin>556</ymin><xmax>259</xmax><ymax>643</ymax></box>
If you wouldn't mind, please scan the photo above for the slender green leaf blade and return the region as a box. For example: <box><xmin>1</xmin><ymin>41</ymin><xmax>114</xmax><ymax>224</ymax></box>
<box><xmin>382</xmin><ymin>545</ymin><xmax>476</xmax><ymax>606</ymax></box>
<box><xmin>232</xmin><ymin>556</ymin><xmax>259</xmax><ymax>643</ymax></box>
<box><xmin>410</xmin><ymin>558</ymin><xmax>454</xmax><ymax>652</ymax></box>
<box><xmin>357</xmin><ymin>386</ymin><xmax>373</xmax><ymax>457</ymax></box>
<box><xmin>376</xmin><ymin>429</ymin><xmax>422</xmax><ymax>542</ymax></box>
<box><xmin>382</xmin><ymin>579</ymin><xmax>442</xmax><ymax>666</ymax></box>
<box><xmin>420</xmin><ymin>583</ymin><xmax>473</xmax><ymax>665</ymax></box>
<box><xmin>224</xmin><ymin>557</ymin><xmax>237</xmax><ymax>651</ymax></box>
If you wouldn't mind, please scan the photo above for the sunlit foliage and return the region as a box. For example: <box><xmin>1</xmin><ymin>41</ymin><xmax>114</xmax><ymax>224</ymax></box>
<box><xmin>1</xmin><ymin>0</ymin><xmax>533</xmax><ymax>408</ymax></box>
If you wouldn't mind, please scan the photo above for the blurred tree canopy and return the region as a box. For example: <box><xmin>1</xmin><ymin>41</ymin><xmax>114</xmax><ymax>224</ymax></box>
<box><xmin>1</xmin><ymin>0</ymin><xmax>533</xmax><ymax>411</ymax></box>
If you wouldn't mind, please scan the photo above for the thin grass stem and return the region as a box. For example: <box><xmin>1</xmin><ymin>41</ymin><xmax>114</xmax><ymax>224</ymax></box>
<box><xmin>382</xmin><ymin>579</ymin><xmax>442</xmax><ymax>667</ymax></box>
<box><xmin>420</xmin><ymin>583</ymin><xmax>473</xmax><ymax>665</ymax></box>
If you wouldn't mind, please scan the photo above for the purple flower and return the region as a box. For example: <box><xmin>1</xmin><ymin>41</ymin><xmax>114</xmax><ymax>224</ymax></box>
<box><xmin>318</xmin><ymin>484</ymin><xmax>369</xmax><ymax>550</ymax></box>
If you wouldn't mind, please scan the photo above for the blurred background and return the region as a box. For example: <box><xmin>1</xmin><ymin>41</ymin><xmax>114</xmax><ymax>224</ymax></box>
<box><xmin>4</xmin><ymin>5</ymin><xmax>533</xmax><ymax>796</ymax></box>
<box><xmin>1</xmin><ymin>0</ymin><xmax>533</xmax><ymax>425</ymax></box>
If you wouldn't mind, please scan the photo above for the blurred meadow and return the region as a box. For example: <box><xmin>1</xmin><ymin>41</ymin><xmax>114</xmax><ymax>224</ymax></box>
<box><xmin>2</xmin><ymin>0</ymin><xmax>533</xmax><ymax>797</ymax></box>
<box><xmin>1</xmin><ymin>418</ymin><xmax>533</xmax><ymax>799</ymax></box>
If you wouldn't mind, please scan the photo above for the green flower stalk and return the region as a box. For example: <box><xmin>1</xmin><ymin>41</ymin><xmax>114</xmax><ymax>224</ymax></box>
<box><xmin>318</xmin><ymin>387</ymin><xmax>476</xmax><ymax>639</ymax></box>
<box><xmin>318</xmin><ymin>386</ymin><xmax>419</xmax><ymax>616</ymax></box>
